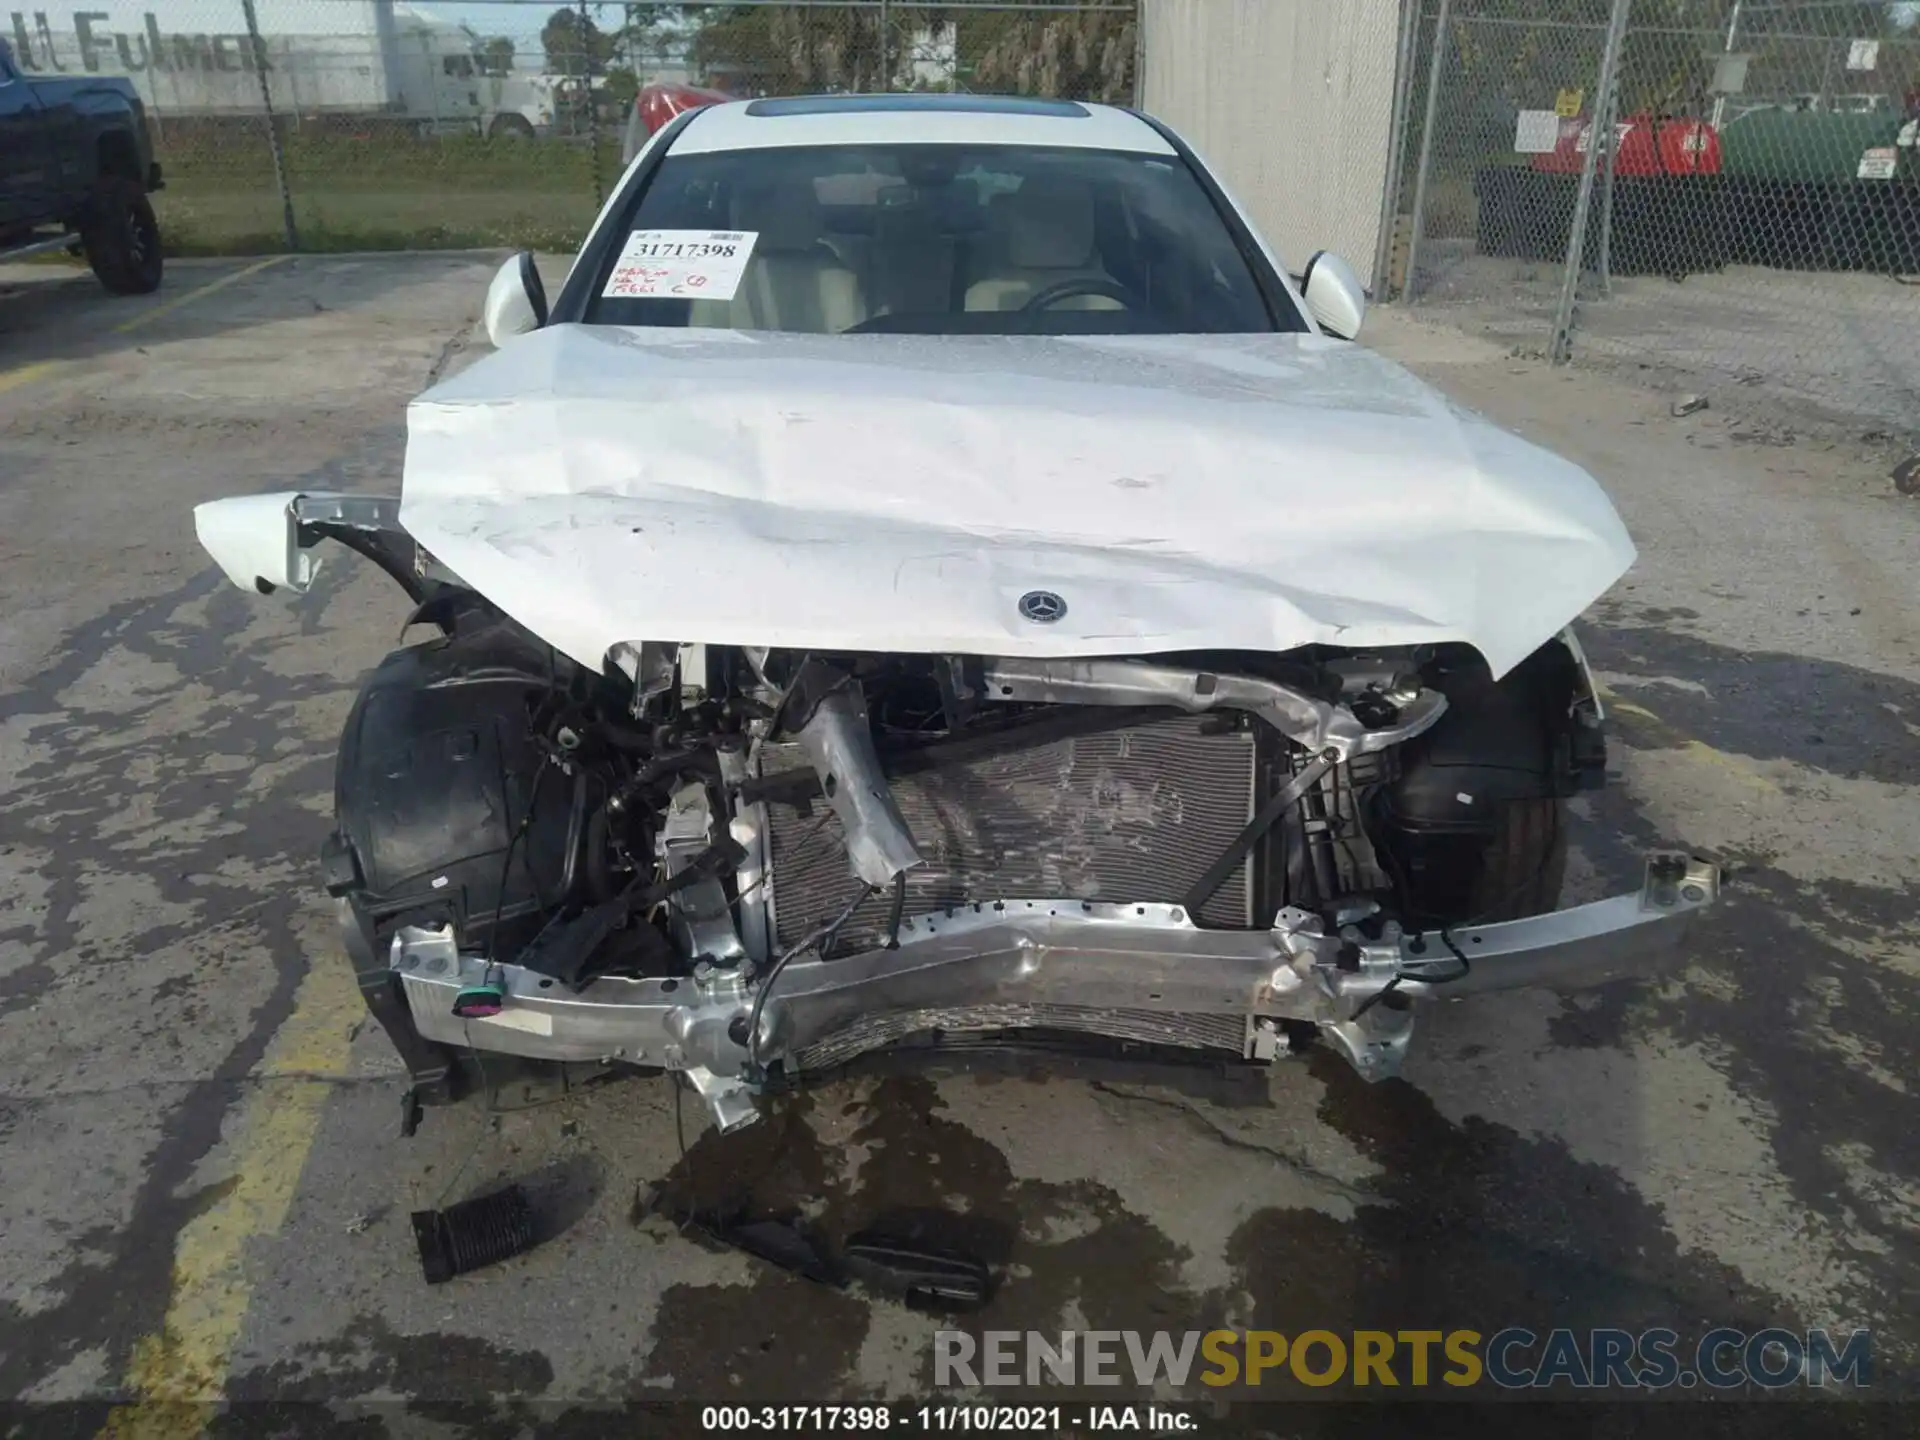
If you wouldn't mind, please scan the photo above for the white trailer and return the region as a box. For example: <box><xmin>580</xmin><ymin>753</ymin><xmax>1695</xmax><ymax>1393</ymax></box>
<box><xmin>4</xmin><ymin>1</ymin><xmax>560</xmax><ymax>137</ymax></box>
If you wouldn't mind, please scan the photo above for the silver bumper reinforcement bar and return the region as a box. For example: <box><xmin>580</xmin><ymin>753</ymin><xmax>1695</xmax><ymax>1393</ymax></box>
<box><xmin>395</xmin><ymin>855</ymin><xmax>1719</xmax><ymax>1129</ymax></box>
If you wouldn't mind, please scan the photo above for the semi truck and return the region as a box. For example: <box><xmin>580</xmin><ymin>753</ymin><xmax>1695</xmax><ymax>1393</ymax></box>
<box><xmin>4</xmin><ymin>2</ymin><xmax>564</xmax><ymax>139</ymax></box>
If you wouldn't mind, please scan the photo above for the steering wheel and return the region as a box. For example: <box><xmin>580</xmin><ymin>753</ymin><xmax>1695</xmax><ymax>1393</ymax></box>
<box><xmin>1020</xmin><ymin>276</ymin><xmax>1145</xmax><ymax>313</ymax></box>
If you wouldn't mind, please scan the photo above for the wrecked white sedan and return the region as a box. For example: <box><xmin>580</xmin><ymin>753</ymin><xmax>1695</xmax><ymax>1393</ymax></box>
<box><xmin>195</xmin><ymin>95</ymin><xmax>1717</xmax><ymax>1132</ymax></box>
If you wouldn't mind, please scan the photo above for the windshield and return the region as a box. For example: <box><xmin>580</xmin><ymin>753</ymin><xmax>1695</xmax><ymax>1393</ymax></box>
<box><xmin>583</xmin><ymin>144</ymin><xmax>1290</xmax><ymax>336</ymax></box>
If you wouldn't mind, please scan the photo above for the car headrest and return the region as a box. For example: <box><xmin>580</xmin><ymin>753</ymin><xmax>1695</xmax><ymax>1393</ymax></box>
<box><xmin>740</xmin><ymin>178</ymin><xmax>832</xmax><ymax>256</ymax></box>
<box><xmin>1003</xmin><ymin>180</ymin><xmax>1097</xmax><ymax>269</ymax></box>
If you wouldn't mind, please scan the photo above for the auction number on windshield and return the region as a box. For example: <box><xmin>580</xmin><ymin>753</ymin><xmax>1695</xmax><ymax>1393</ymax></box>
<box><xmin>603</xmin><ymin>229</ymin><xmax>759</xmax><ymax>301</ymax></box>
<box><xmin>624</xmin><ymin>237</ymin><xmax>747</xmax><ymax>260</ymax></box>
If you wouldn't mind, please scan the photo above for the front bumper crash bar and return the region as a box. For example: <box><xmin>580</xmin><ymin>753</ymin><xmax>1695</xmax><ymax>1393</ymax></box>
<box><xmin>394</xmin><ymin>856</ymin><xmax>1720</xmax><ymax>1125</ymax></box>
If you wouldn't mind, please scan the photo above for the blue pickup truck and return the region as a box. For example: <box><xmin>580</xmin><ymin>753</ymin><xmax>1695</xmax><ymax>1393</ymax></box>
<box><xmin>0</xmin><ymin>36</ymin><xmax>164</xmax><ymax>293</ymax></box>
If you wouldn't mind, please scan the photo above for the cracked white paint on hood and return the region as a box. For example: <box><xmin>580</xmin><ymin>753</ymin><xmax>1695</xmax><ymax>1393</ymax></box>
<box><xmin>400</xmin><ymin>325</ymin><xmax>1635</xmax><ymax>677</ymax></box>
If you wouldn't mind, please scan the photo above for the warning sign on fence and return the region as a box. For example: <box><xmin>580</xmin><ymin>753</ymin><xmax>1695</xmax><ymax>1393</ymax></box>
<box><xmin>1857</xmin><ymin>147</ymin><xmax>1897</xmax><ymax>181</ymax></box>
<box><xmin>1515</xmin><ymin>110</ymin><xmax>1561</xmax><ymax>154</ymax></box>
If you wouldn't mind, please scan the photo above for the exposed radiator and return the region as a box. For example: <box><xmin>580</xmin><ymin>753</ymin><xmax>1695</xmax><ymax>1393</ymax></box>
<box><xmin>762</xmin><ymin>712</ymin><xmax>1258</xmax><ymax>954</ymax></box>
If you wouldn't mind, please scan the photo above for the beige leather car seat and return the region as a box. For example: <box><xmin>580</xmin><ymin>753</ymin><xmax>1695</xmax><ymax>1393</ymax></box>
<box><xmin>964</xmin><ymin>179</ymin><xmax>1124</xmax><ymax>313</ymax></box>
<box><xmin>688</xmin><ymin>178</ymin><xmax>867</xmax><ymax>333</ymax></box>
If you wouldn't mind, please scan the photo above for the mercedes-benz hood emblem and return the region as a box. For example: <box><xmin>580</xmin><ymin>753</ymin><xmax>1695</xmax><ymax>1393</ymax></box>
<box><xmin>1018</xmin><ymin>590</ymin><xmax>1067</xmax><ymax>624</ymax></box>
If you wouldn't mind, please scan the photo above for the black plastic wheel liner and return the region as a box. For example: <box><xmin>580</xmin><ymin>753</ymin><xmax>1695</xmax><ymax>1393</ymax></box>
<box><xmin>331</xmin><ymin>621</ymin><xmax>585</xmax><ymax>959</ymax></box>
<box><xmin>336</xmin><ymin>894</ymin><xmax>462</xmax><ymax>1105</ymax></box>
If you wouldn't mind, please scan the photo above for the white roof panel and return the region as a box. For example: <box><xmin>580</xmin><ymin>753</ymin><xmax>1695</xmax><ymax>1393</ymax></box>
<box><xmin>668</xmin><ymin>96</ymin><xmax>1176</xmax><ymax>157</ymax></box>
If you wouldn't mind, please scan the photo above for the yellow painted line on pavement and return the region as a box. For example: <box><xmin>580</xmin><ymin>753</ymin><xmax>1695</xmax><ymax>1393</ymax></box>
<box><xmin>0</xmin><ymin>256</ymin><xmax>292</xmax><ymax>401</ymax></box>
<box><xmin>110</xmin><ymin>254</ymin><xmax>291</xmax><ymax>336</ymax></box>
<box><xmin>0</xmin><ymin>358</ymin><xmax>66</xmax><ymax>395</ymax></box>
<box><xmin>1603</xmin><ymin>693</ymin><xmax>1781</xmax><ymax>796</ymax></box>
<box><xmin>96</xmin><ymin>937</ymin><xmax>362</xmax><ymax>1439</ymax></box>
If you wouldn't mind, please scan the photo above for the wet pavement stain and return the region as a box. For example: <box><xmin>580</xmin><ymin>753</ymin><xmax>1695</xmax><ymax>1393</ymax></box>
<box><xmin>631</xmin><ymin>1088</ymin><xmax>881</xmax><ymax>1399</ymax></box>
<box><xmin>1558</xmin><ymin>771</ymin><xmax>1919</xmax><ymax>1376</ymax></box>
<box><xmin>1268</xmin><ymin>1057</ymin><xmax>1790</xmax><ymax>1347</ymax></box>
<box><xmin>639</xmin><ymin>1265</ymin><xmax>875</xmax><ymax>1402</ymax></box>
<box><xmin>637</xmin><ymin>1075</ymin><xmax>1192</xmax><ymax>1399</ymax></box>
<box><xmin>217</xmin><ymin>1315</ymin><xmax>555</xmax><ymax>1438</ymax></box>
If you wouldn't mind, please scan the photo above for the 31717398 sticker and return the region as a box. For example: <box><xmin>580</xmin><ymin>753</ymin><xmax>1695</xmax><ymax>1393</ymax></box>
<box><xmin>603</xmin><ymin>229</ymin><xmax>760</xmax><ymax>301</ymax></box>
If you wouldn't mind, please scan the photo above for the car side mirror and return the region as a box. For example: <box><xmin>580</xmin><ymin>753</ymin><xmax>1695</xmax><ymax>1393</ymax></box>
<box><xmin>1300</xmin><ymin>251</ymin><xmax>1366</xmax><ymax>340</ymax></box>
<box><xmin>484</xmin><ymin>251</ymin><xmax>548</xmax><ymax>348</ymax></box>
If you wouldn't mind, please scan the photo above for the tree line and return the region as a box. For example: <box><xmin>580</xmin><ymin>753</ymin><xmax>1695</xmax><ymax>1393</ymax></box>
<box><xmin>474</xmin><ymin>3</ymin><xmax>1136</xmax><ymax>105</ymax></box>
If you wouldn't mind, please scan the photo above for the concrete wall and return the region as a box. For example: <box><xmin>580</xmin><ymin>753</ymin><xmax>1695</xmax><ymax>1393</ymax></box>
<box><xmin>1141</xmin><ymin>0</ymin><xmax>1405</xmax><ymax>281</ymax></box>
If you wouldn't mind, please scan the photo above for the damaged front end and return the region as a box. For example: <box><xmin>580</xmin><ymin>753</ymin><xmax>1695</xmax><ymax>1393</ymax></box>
<box><xmin>200</xmin><ymin>492</ymin><xmax>1720</xmax><ymax>1133</ymax></box>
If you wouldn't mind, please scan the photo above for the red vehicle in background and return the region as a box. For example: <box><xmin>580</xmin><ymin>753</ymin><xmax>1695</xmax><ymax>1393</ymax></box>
<box><xmin>622</xmin><ymin>81</ymin><xmax>735</xmax><ymax>163</ymax></box>
<box><xmin>1532</xmin><ymin>112</ymin><xmax>1722</xmax><ymax>176</ymax></box>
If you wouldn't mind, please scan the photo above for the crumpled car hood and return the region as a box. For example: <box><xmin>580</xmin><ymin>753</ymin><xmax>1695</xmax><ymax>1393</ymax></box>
<box><xmin>401</xmin><ymin>325</ymin><xmax>1634</xmax><ymax>678</ymax></box>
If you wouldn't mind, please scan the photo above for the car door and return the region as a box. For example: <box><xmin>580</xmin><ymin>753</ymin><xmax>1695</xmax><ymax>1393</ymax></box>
<box><xmin>0</xmin><ymin>40</ymin><xmax>53</xmax><ymax>230</ymax></box>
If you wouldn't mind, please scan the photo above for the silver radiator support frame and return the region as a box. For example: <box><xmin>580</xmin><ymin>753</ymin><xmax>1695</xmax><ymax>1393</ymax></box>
<box><xmin>396</xmin><ymin>855</ymin><xmax>1720</xmax><ymax>1130</ymax></box>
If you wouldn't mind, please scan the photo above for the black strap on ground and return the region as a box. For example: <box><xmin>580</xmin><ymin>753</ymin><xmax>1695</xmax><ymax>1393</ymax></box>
<box><xmin>1180</xmin><ymin>751</ymin><xmax>1338</xmax><ymax>917</ymax></box>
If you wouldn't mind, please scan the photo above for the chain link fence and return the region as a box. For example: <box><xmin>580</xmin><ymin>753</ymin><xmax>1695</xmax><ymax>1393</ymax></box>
<box><xmin>1390</xmin><ymin>0</ymin><xmax>1920</xmax><ymax>439</ymax></box>
<box><xmin>6</xmin><ymin>1</ymin><xmax>1138</xmax><ymax>256</ymax></box>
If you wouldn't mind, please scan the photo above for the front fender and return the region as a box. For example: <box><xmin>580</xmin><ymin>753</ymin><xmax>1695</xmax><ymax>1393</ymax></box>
<box><xmin>193</xmin><ymin>491</ymin><xmax>466</xmax><ymax>606</ymax></box>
